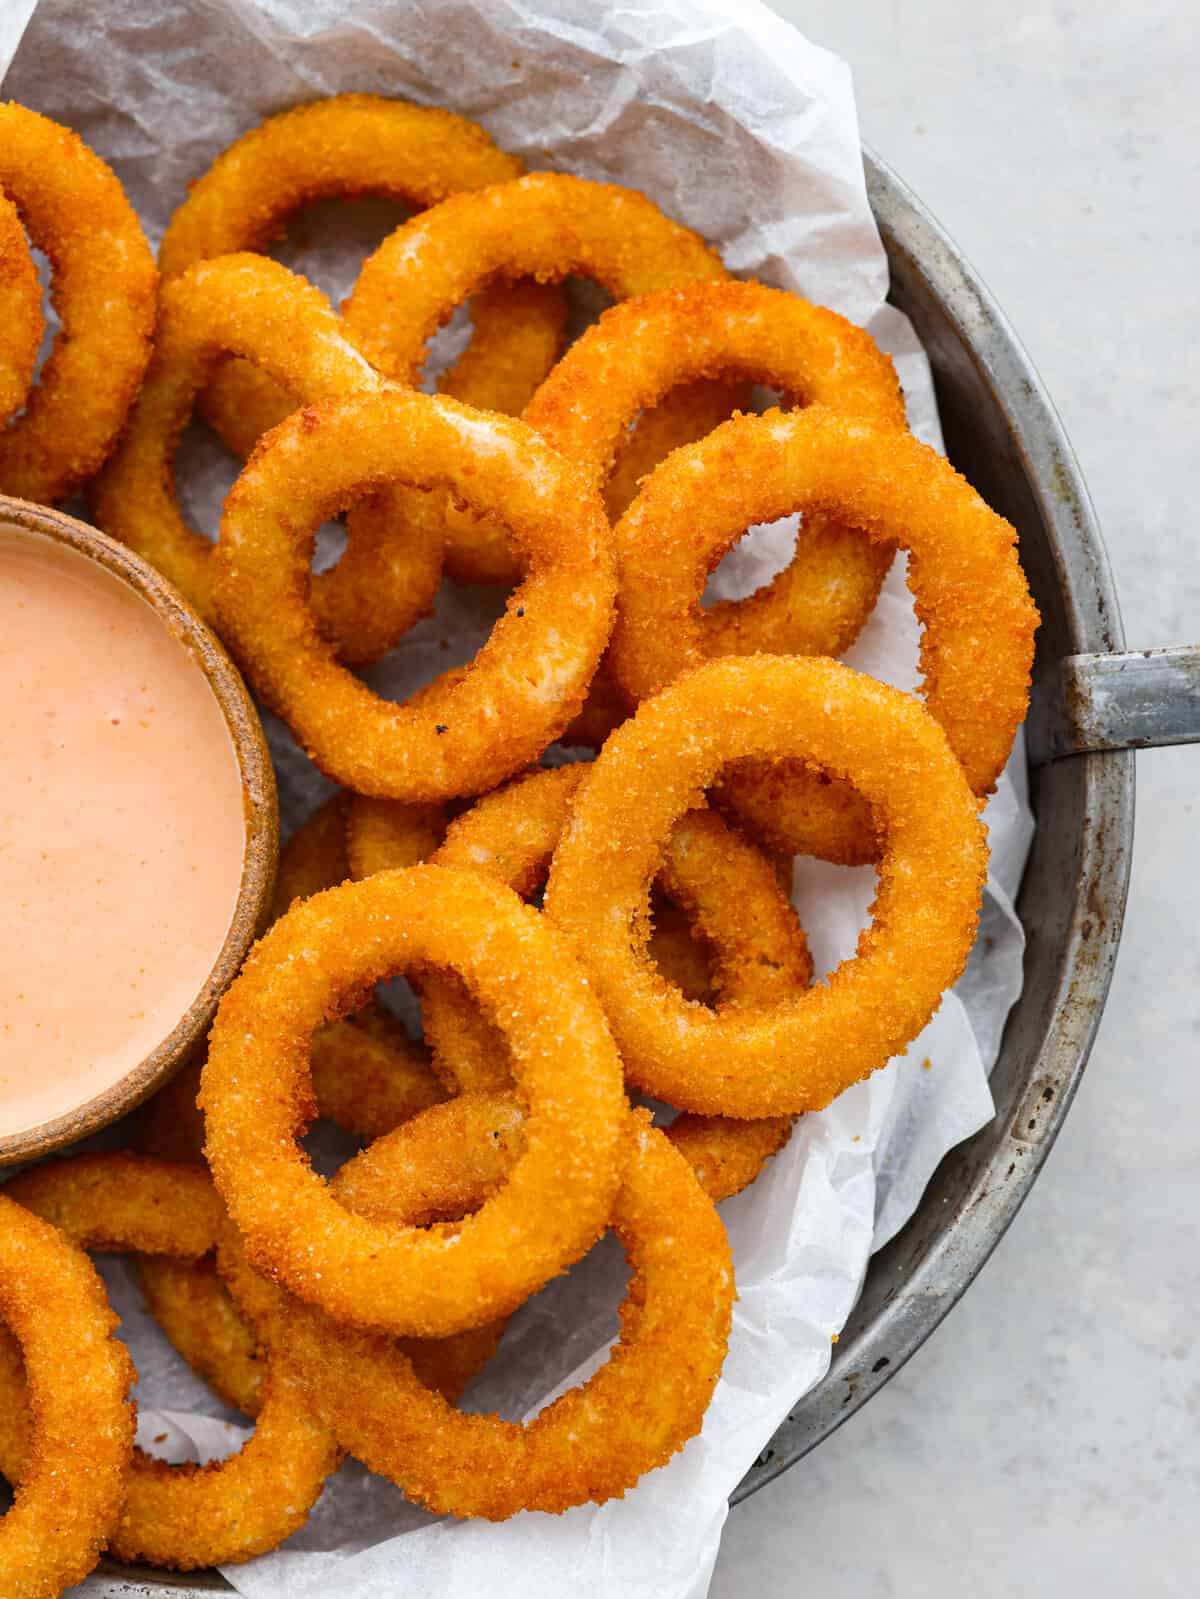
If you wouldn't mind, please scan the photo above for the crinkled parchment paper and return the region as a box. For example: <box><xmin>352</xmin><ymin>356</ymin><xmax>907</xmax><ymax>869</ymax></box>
<box><xmin>2</xmin><ymin>2</ymin><xmax>1034</xmax><ymax>1595</ymax></box>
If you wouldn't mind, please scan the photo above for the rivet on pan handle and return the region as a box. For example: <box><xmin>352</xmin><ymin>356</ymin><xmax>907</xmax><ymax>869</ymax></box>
<box><xmin>1030</xmin><ymin>644</ymin><xmax>1200</xmax><ymax>762</ymax></box>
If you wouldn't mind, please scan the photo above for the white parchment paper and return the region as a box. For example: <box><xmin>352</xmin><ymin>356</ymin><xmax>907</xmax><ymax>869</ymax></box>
<box><xmin>2</xmin><ymin>3</ymin><xmax>1034</xmax><ymax>1595</ymax></box>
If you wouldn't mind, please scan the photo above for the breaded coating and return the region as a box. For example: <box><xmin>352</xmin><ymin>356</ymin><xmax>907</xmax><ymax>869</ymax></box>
<box><xmin>212</xmin><ymin>389</ymin><xmax>616</xmax><ymax>801</ymax></box>
<box><xmin>157</xmin><ymin>93</ymin><xmax>565</xmax><ymax>459</ymax></box>
<box><xmin>0</xmin><ymin>1156</ymin><xmax>339</xmax><ymax>1570</ymax></box>
<box><xmin>0</xmin><ymin>190</ymin><xmax>41</xmax><ymax>426</ymax></box>
<box><xmin>201</xmin><ymin>866</ymin><xmax>628</xmax><ymax>1338</ymax></box>
<box><xmin>0</xmin><ymin>103</ymin><xmax>155</xmax><ymax>503</ymax></box>
<box><xmin>220</xmin><ymin>1103</ymin><xmax>733</xmax><ymax>1519</ymax></box>
<box><xmin>0</xmin><ymin>1193</ymin><xmax>135</xmax><ymax>1597</ymax></box>
<box><xmin>601</xmin><ymin>408</ymin><xmax>1037</xmax><ymax>863</ymax></box>
<box><xmin>416</xmin><ymin>765</ymin><xmax>802</xmax><ymax>1192</ymax></box>
<box><xmin>545</xmin><ymin>655</ymin><xmax>990</xmax><ymax>1117</ymax></box>
<box><xmin>344</xmin><ymin>171</ymin><xmax>731</xmax><ymax>586</ymax></box>
<box><xmin>92</xmin><ymin>253</ymin><xmax>440</xmax><ymax>666</ymax></box>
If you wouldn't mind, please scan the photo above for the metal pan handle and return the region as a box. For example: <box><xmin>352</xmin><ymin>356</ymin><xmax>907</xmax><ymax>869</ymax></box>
<box><xmin>1030</xmin><ymin>644</ymin><xmax>1200</xmax><ymax>763</ymax></box>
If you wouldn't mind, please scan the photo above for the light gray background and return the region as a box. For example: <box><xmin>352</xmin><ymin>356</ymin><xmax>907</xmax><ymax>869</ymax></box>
<box><xmin>712</xmin><ymin>2</ymin><xmax>1199</xmax><ymax>1594</ymax></box>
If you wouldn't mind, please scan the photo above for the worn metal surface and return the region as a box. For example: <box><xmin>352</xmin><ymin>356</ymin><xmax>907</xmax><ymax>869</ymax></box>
<box><xmin>84</xmin><ymin>151</ymin><xmax>1147</xmax><ymax>1593</ymax></box>
<box><xmin>1032</xmin><ymin>645</ymin><xmax>1200</xmax><ymax>760</ymax></box>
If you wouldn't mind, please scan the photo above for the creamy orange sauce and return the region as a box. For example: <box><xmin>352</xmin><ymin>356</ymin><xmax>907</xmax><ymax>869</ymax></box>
<box><xmin>0</xmin><ymin>526</ymin><xmax>246</xmax><ymax>1135</ymax></box>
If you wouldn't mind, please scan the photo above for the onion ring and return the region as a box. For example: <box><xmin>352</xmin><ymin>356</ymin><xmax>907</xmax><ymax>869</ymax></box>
<box><xmin>342</xmin><ymin>171</ymin><xmax>731</xmax><ymax>586</ymax></box>
<box><xmin>0</xmin><ymin>103</ymin><xmax>156</xmax><ymax>504</ymax></box>
<box><xmin>345</xmin><ymin>172</ymin><xmax>725</xmax><ymax>392</ymax></box>
<box><xmin>0</xmin><ymin>191</ymin><xmax>41</xmax><ymax>428</ymax></box>
<box><xmin>606</xmin><ymin>407</ymin><xmax>1038</xmax><ymax>864</ymax></box>
<box><xmin>345</xmin><ymin>796</ymin><xmax>447</xmax><ymax>880</ymax></box>
<box><xmin>544</xmin><ymin>655</ymin><xmax>989</xmax><ymax>1118</ymax></box>
<box><xmin>92</xmin><ymin>253</ymin><xmax>440</xmax><ymax>666</ymax></box>
<box><xmin>271</xmin><ymin>790</ymin><xmax>351</xmax><ymax>916</ymax></box>
<box><xmin>220</xmin><ymin>1101</ymin><xmax>733</xmax><ymax>1519</ymax></box>
<box><xmin>157</xmin><ymin>93</ymin><xmax>566</xmax><ymax>459</ymax></box>
<box><xmin>211</xmin><ymin>388</ymin><xmax>616</xmax><ymax>800</ymax></box>
<box><xmin>0</xmin><ymin>1191</ymin><xmax>134</xmax><ymax>1598</ymax></box>
<box><xmin>138</xmin><ymin>1248</ymin><xmax>504</xmax><ymax>1423</ymax></box>
<box><xmin>530</xmin><ymin>280</ymin><xmax>906</xmax><ymax>677</ymax></box>
<box><xmin>201</xmin><ymin>865</ymin><xmax>628</xmax><ymax>1337</ymax></box>
<box><xmin>0</xmin><ymin>1154</ymin><xmax>338</xmax><ymax>1572</ymax></box>
<box><xmin>137</xmin><ymin>1255</ymin><xmax>265</xmax><ymax>1417</ymax></box>
<box><xmin>532</xmin><ymin>281</ymin><xmax>909</xmax><ymax>760</ymax></box>
<box><xmin>411</xmin><ymin>765</ymin><xmax>801</xmax><ymax>1194</ymax></box>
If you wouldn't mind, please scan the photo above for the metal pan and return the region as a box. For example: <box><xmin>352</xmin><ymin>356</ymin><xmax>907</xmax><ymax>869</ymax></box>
<box><xmin>82</xmin><ymin>149</ymin><xmax>1200</xmax><ymax>1593</ymax></box>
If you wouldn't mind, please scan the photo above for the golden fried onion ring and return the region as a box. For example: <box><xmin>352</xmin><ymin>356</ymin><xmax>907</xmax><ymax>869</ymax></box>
<box><xmin>0</xmin><ymin>1190</ymin><xmax>134</xmax><ymax>1598</ymax></box>
<box><xmin>343</xmin><ymin>171</ymin><xmax>731</xmax><ymax>586</ymax></box>
<box><xmin>271</xmin><ymin>789</ymin><xmax>352</xmax><ymax>916</ymax></box>
<box><xmin>220</xmin><ymin>1101</ymin><xmax>733</xmax><ymax>1519</ymax></box>
<box><xmin>607</xmin><ymin>408</ymin><xmax>1038</xmax><ymax>863</ymax></box>
<box><xmin>344</xmin><ymin>795</ymin><xmax>447</xmax><ymax>881</ymax></box>
<box><xmin>93</xmin><ymin>253</ymin><xmax>440</xmax><ymax>666</ymax></box>
<box><xmin>212</xmin><ymin>388</ymin><xmax>615</xmax><ymax>800</ymax></box>
<box><xmin>530</xmin><ymin>280</ymin><xmax>906</xmax><ymax>669</ymax></box>
<box><xmin>138</xmin><ymin>1237</ymin><xmax>504</xmax><ymax>1425</ymax></box>
<box><xmin>158</xmin><ymin>93</ymin><xmax>566</xmax><ymax>461</ymax></box>
<box><xmin>544</xmin><ymin>656</ymin><xmax>989</xmax><ymax>1118</ymax></box>
<box><xmin>201</xmin><ymin>866</ymin><xmax>628</xmax><ymax>1338</ymax></box>
<box><xmin>0</xmin><ymin>105</ymin><xmax>156</xmax><ymax>504</ymax></box>
<box><xmin>0</xmin><ymin>1154</ymin><xmax>339</xmax><ymax>1571</ymax></box>
<box><xmin>0</xmin><ymin>190</ymin><xmax>41</xmax><ymax>428</ymax></box>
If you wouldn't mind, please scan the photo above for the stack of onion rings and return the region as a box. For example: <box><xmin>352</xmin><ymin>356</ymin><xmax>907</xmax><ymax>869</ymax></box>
<box><xmin>216</xmin><ymin>1102</ymin><xmax>733</xmax><ymax>1520</ymax></box>
<box><xmin>544</xmin><ymin>656</ymin><xmax>989</xmax><ymax>1117</ymax></box>
<box><xmin>211</xmin><ymin>388</ymin><xmax>615</xmax><ymax>800</ymax></box>
<box><xmin>342</xmin><ymin>171</ymin><xmax>738</xmax><ymax>586</ymax></box>
<box><xmin>0</xmin><ymin>1155</ymin><xmax>338</xmax><ymax>1573</ymax></box>
<box><xmin>93</xmin><ymin>253</ymin><xmax>440</xmax><ymax>665</ymax></box>
<box><xmin>600</xmin><ymin>408</ymin><xmax>1038</xmax><ymax>863</ymax></box>
<box><xmin>200</xmin><ymin>865</ymin><xmax>628</xmax><ymax>1337</ymax></box>
<box><xmin>0</xmin><ymin>84</ymin><xmax>1041</xmax><ymax>1553</ymax></box>
<box><xmin>157</xmin><ymin>93</ymin><xmax>567</xmax><ymax>459</ymax></box>
<box><xmin>400</xmin><ymin>764</ymin><xmax>805</xmax><ymax>1198</ymax></box>
<box><xmin>0</xmin><ymin>104</ymin><xmax>156</xmax><ymax>504</ymax></box>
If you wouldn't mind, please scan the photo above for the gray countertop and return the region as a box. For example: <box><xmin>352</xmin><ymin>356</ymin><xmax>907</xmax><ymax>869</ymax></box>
<box><xmin>713</xmin><ymin>2</ymin><xmax>1199</xmax><ymax>1594</ymax></box>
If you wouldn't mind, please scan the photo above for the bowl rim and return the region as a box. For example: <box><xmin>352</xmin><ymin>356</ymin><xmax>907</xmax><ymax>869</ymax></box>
<box><xmin>0</xmin><ymin>496</ymin><xmax>278</xmax><ymax>1165</ymax></box>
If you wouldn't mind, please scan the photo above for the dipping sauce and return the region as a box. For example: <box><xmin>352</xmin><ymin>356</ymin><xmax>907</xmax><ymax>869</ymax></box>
<box><xmin>0</xmin><ymin>525</ymin><xmax>246</xmax><ymax>1136</ymax></box>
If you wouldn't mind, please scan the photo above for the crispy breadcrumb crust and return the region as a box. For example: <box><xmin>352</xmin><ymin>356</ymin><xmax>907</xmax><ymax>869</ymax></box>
<box><xmin>92</xmin><ymin>253</ymin><xmax>440</xmax><ymax>665</ymax></box>
<box><xmin>545</xmin><ymin>655</ymin><xmax>990</xmax><ymax>1117</ymax></box>
<box><xmin>220</xmin><ymin>1105</ymin><xmax>733</xmax><ymax>1519</ymax></box>
<box><xmin>602</xmin><ymin>408</ymin><xmax>1037</xmax><ymax>863</ymax></box>
<box><xmin>212</xmin><ymin>389</ymin><xmax>616</xmax><ymax>799</ymax></box>
<box><xmin>156</xmin><ymin>93</ymin><xmax>565</xmax><ymax>460</ymax></box>
<box><xmin>344</xmin><ymin>171</ymin><xmax>730</xmax><ymax>586</ymax></box>
<box><xmin>0</xmin><ymin>103</ymin><xmax>155</xmax><ymax>503</ymax></box>
<box><xmin>0</xmin><ymin>1192</ymin><xmax>134</xmax><ymax>1596</ymax></box>
<box><xmin>201</xmin><ymin>866</ymin><xmax>628</xmax><ymax>1338</ymax></box>
<box><xmin>0</xmin><ymin>1155</ymin><xmax>340</xmax><ymax>1570</ymax></box>
<box><xmin>0</xmin><ymin>189</ymin><xmax>41</xmax><ymax>426</ymax></box>
<box><xmin>413</xmin><ymin>766</ymin><xmax>801</xmax><ymax>1194</ymax></box>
